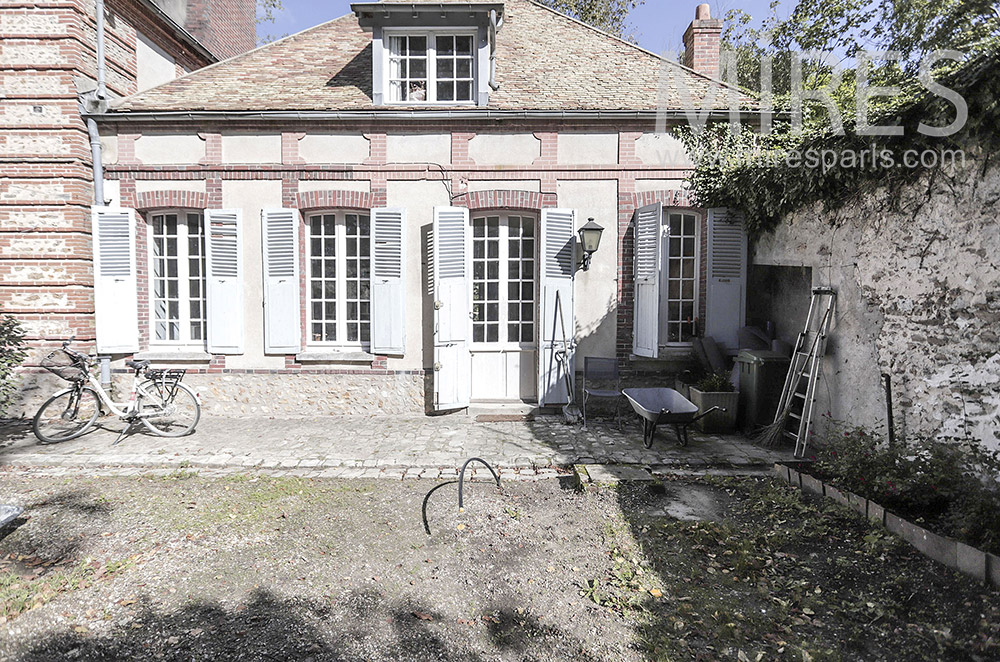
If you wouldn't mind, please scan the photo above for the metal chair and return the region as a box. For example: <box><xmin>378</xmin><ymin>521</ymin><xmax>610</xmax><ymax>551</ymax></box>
<box><xmin>582</xmin><ymin>357</ymin><xmax>624</xmax><ymax>430</ymax></box>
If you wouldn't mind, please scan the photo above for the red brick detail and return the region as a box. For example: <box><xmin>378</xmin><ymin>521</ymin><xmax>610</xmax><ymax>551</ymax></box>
<box><xmin>281</xmin><ymin>175</ymin><xmax>298</xmax><ymax>207</ymax></box>
<box><xmin>619</xmin><ymin>132</ymin><xmax>643</xmax><ymax>167</ymax></box>
<box><xmin>364</xmin><ymin>133</ymin><xmax>386</xmax><ymax>166</ymax></box>
<box><xmin>683</xmin><ymin>6</ymin><xmax>723</xmax><ymax>79</ymax></box>
<box><xmin>282</xmin><ymin>132</ymin><xmax>306</xmax><ymax>165</ymax></box>
<box><xmin>183</xmin><ymin>0</ymin><xmax>256</xmax><ymax>60</ymax></box>
<box><xmin>532</xmin><ymin>132</ymin><xmax>558</xmax><ymax>167</ymax></box>
<box><xmin>199</xmin><ymin>133</ymin><xmax>221</xmax><ymax>165</ymax></box>
<box><xmin>297</xmin><ymin>190</ymin><xmax>374</xmax><ymax>211</ymax></box>
<box><xmin>135</xmin><ymin>189</ymin><xmax>208</xmax><ymax>210</ymax></box>
<box><xmin>206</xmin><ymin>177</ymin><xmax>222</xmax><ymax>208</ymax></box>
<box><xmin>117</xmin><ymin>133</ymin><xmax>139</xmax><ymax>164</ymax></box>
<box><xmin>451</xmin><ymin>132</ymin><xmax>476</xmax><ymax>167</ymax></box>
<box><xmin>452</xmin><ymin>190</ymin><xmax>558</xmax><ymax>212</ymax></box>
<box><xmin>119</xmin><ymin>178</ymin><xmax>137</xmax><ymax>208</ymax></box>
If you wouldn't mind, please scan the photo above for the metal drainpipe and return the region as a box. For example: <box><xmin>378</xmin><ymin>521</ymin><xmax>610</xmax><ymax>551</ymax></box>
<box><xmin>488</xmin><ymin>10</ymin><xmax>500</xmax><ymax>91</ymax></box>
<box><xmin>88</xmin><ymin>0</ymin><xmax>106</xmax><ymax>206</ymax></box>
<box><xmin>91</xmin><ymin>0</ymin><xmax>109</xmax><ymax>385</ymax></box>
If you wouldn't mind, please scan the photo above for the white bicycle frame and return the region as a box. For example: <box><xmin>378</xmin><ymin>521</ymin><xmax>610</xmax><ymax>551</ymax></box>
<box><xmin>77</xmin><ymin>367</ymin><xmax>181</xmax><ymax>420</ymax></box>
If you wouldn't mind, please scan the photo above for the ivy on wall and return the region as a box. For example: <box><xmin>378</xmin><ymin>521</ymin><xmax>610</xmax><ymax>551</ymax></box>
<box><xmin>679</xmin><ymin>37</ymin><xmax>1000</xmax><ymax>240</ymax></box>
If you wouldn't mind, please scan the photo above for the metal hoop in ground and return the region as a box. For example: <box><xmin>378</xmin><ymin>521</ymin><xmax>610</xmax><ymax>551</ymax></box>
<box><xmin>458</xmin><ymin>458</ymin><xmax>501</xmax><ymax>511</ymax></box>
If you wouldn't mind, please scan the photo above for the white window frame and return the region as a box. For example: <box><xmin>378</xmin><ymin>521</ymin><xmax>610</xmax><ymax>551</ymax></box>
<box><xmin>383</xmin><ymin>29</ymin><xmax>478</xmax><ymax>105</ymax></box>
<box><xmin>470</xmin><ymin>212</ymin><xmax>538</xmax><ymax>351</ymax></box>
<box><xmin>306</xmin><ymin>210</ymin><xmax>372</xmax><ymax>351</ymax></box>
<box><xmin>146</xmin><ymin>209</ymin><xmax>207</xmax><ymax>349</ymax></box>
<box><xmin>660</xmin><ymin>208</ymin><xmax>702</xmax><ymax>348</ymax></box>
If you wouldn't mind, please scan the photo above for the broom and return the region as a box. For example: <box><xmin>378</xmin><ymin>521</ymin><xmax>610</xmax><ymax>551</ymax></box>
<box><xmin>755</xmin><ymin>325</ymin><xmax>825</xmax><ymax>448</ymax></box>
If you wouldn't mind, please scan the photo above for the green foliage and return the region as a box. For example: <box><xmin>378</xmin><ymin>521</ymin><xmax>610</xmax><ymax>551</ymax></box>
<box><xmin>694</xmin><ymin>371</ymin><xmax>735</xmax><ymax>393</ymax></box>
<box><xmin>0</xmin><ymin>309</ymin><xmax>27</xmax><ymax>416</ymax></box>
<box><xmin>814</xmin><ymin>422</ymin><xmax>1000</xmax><ymax>554</ymax></box>
<box><xmin>684</xmin><ymin>1</ymin><xmax>1000</xmax><ymax>239</ymax></box>
<box><xmin>535</xmin><ymin>0</ymin><xmax>644</xmax><ymax>39</ymax></box>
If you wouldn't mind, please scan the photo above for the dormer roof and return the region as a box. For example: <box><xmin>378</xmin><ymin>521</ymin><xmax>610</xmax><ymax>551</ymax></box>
<box><xmin>107</xmin><ymin>0</ymin><xmax>757</xmax><ymax>116</ymax></box>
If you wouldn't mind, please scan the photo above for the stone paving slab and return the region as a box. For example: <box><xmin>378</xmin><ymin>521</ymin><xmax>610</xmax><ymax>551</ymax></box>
<box><xmin>0</xmin><ymin>413</ymin><xmax>794</xmax><ymax>479</ymax></box>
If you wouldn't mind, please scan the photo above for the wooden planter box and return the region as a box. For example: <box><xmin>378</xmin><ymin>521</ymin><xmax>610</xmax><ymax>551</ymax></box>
<box><xmin>689</xmin><ymin>388</ymin><xmax>738</xmax><ymax>433</ymax></box>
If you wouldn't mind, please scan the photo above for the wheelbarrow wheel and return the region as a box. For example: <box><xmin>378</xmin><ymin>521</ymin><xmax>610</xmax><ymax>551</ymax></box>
<box><xmin>642</xmin><ymin>419</ymin><xmax>656</xmax><ymax>449</ymax></box>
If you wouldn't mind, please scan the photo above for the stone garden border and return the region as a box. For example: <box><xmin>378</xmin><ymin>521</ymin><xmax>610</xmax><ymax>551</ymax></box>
<box><xmin>773</xmin><ymin>463</ymin><xmax>1000</xmax><ymax>589</ymax></box>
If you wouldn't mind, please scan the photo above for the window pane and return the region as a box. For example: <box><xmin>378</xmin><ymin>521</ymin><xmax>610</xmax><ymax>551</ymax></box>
<box><xmin>437</xmin><ymin>82</ymin><xmax>454</xmax><ymax>101</ymax></box>
<box><xmin>456</xmin><ymin>81</ymin><xmax>473</xmax><ymax>101</ymax></box>
<box><xmin>437</xmin><ymin>58</ymin><xmax>454</xmax><ymax>79</ymax></box>
<box><xmin>455</xmin><ymin>36</ymin><xmax>473</xmax><ymax>55</ymax></box>
<box><xmin>410</xmin><ymin>59</ymin><xmax>427</xmax><ymax>78</ymax></box>
<box><xmin>456</xmin><ymin>59</ymin><xmax>472</xmax><ymax>78</ymax></box>
<box><xmin>436</xmin><ymin>36</ymin><xmax>454</xmax><ymax>55</ymax></box>
<box><xmin>407</xmin><ymin>36</ymin><xmax>426</xmax><ymax>54</ymax></box>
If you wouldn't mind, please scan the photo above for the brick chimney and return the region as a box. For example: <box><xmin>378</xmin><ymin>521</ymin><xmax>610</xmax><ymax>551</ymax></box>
<box><xmin>184</xmin><ymin>0</ymin><xmax>257</xmax><ymax>60</ymax></box>
<box><xmin>683</xmin><ymin>3</ymin><xmax>723</xmax><ymax>79</ymax></box>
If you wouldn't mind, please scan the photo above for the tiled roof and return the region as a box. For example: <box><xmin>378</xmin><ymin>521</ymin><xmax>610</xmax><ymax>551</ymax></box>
<box><xmin>111</xmin><ymin>0</ymin><xmax>756</xmax><ymax>113</ymax></box>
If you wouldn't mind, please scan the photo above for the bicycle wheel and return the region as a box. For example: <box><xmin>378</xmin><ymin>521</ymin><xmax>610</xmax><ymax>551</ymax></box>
<box><xmin>33</xmin><ymin>386</ymin><xmax>101</xmax><ymax>443</ymax></box>
<box><xmin>138</xmin><ymin>381</ymin><xmax>200</xmax><ymax>437</ymax></box>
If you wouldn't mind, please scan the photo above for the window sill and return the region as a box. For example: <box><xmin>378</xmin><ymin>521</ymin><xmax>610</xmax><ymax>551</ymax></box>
<box><xmin>295</xmin><ymin>350</ymin><xmax>375</xmax><ymax>364</ymax></box>
<box><xmin>135</xmin><ymin>350</ymin><xmax>212</xmax><ymax>362</ymax></box>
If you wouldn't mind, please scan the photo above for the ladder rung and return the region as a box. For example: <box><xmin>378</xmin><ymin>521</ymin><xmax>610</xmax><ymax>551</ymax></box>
<box><xmin>793</xmin><ymin>392</ymin><xmax>806</xmax><ymax>400</ymax></box>
<box><xmin>788</xmin><ymin>412</ymin><xmax>801</xmax><ymax>420</ymax></box>
<box><xmin>783</xmin><ymin>431</ymin><xmax>799</xmax><ymax>440</ymax></box>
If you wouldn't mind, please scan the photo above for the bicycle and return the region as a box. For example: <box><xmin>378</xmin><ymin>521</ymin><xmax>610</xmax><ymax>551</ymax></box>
<box><xmin>33</xmin><ymin>340</ymin><xmax>201</xmax><ymax>444</ymax></box>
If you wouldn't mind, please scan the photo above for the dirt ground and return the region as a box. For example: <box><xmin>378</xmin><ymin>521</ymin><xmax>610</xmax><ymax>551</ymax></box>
<box><xmin>1</xmin><ymin>472</ymin><xmax>998</xmax><ymax>661</ymax></box>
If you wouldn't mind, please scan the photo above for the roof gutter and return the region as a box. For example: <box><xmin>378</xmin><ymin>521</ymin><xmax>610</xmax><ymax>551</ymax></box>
<box><xmin>92</xmin><ymin>108</ymin><xmax>776</xmax><ymax>123</ymax></box>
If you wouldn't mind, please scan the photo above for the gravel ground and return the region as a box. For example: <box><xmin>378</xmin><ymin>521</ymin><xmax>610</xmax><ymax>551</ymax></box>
<box><xmin>1</xmin><ymin>472</ymin><xmax>997</xmax><ymax>661</ymax></box>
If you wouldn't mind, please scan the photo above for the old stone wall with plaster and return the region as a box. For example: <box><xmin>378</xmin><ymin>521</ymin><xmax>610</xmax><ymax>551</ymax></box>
<box><xmin>753</xmin><ymin>153</ymin><xmax>1000</xmax><ymax>450</ymax></box>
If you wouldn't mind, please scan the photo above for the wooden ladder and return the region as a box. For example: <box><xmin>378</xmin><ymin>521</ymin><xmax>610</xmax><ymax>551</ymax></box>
<box><xmin>773</xmin><ymin>287</ymin><xmax>837</xmax><ymax>458</ymax></box>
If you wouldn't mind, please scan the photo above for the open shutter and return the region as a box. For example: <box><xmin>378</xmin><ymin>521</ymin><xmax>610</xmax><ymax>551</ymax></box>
<box><xmin>632</xmin><ymin>203</ymin><xmax>662</xmax><ymax>358</ymax></box>
<box><xmin>92</xmin><ymin>206</ymin><xmax>138</xmax><ymax>353</ymax></box>
<box><xmin>432</xmin><ymin>206</ymin><xmax>471</xmax><ymax>410</ymax></box>
<box><xmin>261</xmin><ymin>209</ymin><xmax>300</xmax><ymax>354</ymax></box>
<box><xmin>371</xmin><ymin>207</ymin><xmax>406</xmax><ymax>355</ymax></box>
<box><xmin>205</xmin><ymin>208</ymin><xmax>244</xmax><ymax>354</ymax></box>
<box><xmin>538</xmin><ymin>208</ymin><xmax>576</xmax><ymax>407</ymax></box>
<box><xmin>705</xmin><ymin>208</ymin><xmax>748</xmax><ymax>352</ymax></box>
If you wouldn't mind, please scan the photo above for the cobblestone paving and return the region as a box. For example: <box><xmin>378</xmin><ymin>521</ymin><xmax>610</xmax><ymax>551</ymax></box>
<box><xmin>0</xmin><ymin>413</ymin><xmax>792</xmax><ymax>480</ymax></box>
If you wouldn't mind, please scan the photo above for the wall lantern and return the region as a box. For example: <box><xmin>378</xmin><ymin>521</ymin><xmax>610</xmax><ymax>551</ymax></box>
<box><xmin>578</xmin><ymin>218</ymin><xmax>604</xmax><ymax>271</ymax></box>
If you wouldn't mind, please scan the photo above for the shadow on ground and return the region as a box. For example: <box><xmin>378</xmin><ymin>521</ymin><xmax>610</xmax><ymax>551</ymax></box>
<box><xmin>14</xmin><ymin>588</ymin><xmax>602</xmax><ymax>662</ymax></box>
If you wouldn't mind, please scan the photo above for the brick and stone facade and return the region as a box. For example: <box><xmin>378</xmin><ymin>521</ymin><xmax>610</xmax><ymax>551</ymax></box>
<box><xmin>0</xmin><ymin>0</ymin><xmax>253</xmax><ymax>409</ymax></box>
<box><xmin>7</xmin><ymin>0</ymin><xmax>755</xmax><ymax>417</ymax></box>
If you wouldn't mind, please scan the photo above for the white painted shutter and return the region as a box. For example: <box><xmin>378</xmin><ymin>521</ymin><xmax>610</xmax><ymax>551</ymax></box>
<box><xmin>538</xmin><ymin>209</ymin><xmax>576</xmax><ymax>407</ymax></box>
<box><xmin>705</xmin><ymin>208</ymin><xmax>748</xmax><ymax>352</ymax></box>
<box><xmin>261</xmin><ymin>209</ymin><xmax>300</xmax><ymax>354</ymax></box>
<box><xmin>432</xmin><ymin>206</ymin><xmax>471</xmax><ymax>410</ymax></box>
<box><xmin>371</xmin><ymin>207</ymin><xmax>406</xmax><ymax>355</ymax></box>
<box><xmin>92</xmin><ymin>206</ymin><xmax>138</xmax><ymax>353</ymax></box>
<box><xmin>632</xmin><ymin>203</ymin><xmax>662</xmax><ymax>358</ymax></box>
<box><xmin>205</xmin><ymin>208</ymin><xmax>244</xmax><ymax>354</ymax></box>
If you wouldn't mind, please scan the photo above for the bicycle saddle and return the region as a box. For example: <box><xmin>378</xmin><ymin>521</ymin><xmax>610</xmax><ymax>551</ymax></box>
<box><xmin>125</xmin><ymin>359</ymin><xmax>149</xmax><ymax>370</ymax></box>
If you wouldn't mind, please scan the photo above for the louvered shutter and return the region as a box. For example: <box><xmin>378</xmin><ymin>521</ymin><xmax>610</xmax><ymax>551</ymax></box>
<box><xmin>261</xmin><ymin>209</ymin><xmax>300</xmax><ymax>354</ymax></box>
<box><xmin>371</xmin><ymin>207</ymin><xmax>406</xmax><ymax>355</ymax></box>
<box><xmin>92</xmin><ymin>206</ymin><xmax>138</xmax><ymax>353</ymax></box>
<box><xmin>205</xmin><ymin>208</ymin><xmax>244</xmax><ymax>354</ymax></box>
<box><xmin>632</xmin><ymin>203</ymin><xmax>663</xmax><ymax>358</ymax></box>
<box><xmin>432</xmin><ymin>206</ymin><xmax>471</xmax><ymax>410</ymax></box>
<box><xmin>538</xmin><ymin>209</ymin><xmax>576</xmax><ymax>407</ymax></box>
<box><xmin>705</xmin><ymin>208</ymin><xmax>748</xmax><ymax>352</ymax></box>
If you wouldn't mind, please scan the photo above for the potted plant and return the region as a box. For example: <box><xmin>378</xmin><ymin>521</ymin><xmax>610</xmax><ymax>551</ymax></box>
<box><xmin>689</xmin><ymin>371</ymin><xmax>739</xmax><ymax>433</ymax></box>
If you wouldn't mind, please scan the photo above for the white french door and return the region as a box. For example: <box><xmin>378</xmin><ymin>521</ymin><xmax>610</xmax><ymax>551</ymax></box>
<box><xmin>469</xmin><ymin>213</ymin><xmax>538</xmax><ymax>402</ymax></box>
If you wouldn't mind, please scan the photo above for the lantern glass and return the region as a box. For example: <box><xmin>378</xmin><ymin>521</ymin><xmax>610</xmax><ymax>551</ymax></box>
<box><xmin>578</xmin><ymin>220</ymin><xmax>604</xmax><ymax>254</ymax></box>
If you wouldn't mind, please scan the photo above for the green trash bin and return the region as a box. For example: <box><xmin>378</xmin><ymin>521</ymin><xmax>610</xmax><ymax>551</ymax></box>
<box><xmin>736</xmin><ymin>350</ymin><xmax>791</xmax><ymax>433</ymax></box>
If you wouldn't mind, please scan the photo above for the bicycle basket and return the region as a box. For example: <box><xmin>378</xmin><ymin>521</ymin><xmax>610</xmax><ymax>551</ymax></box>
<box><xmin>41</xmin><ymin>349</ymin><xmax>88</xmax><ymax>382</ymax></box>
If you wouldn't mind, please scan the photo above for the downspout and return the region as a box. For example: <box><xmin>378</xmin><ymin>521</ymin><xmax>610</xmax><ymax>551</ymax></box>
<box><xmin>86</xmin><ymin>0</ymin><xmax>106</xmax><ymax>206</ymax></box>
<box><xmin>87</xmin><ymin>0</ymin><xmax>111</xmax><ymax>386</ymax></box>
<box><xmin>488</xmin><ymin>9</ymin><xmax>500</xmax><ymax>91</ymax></box>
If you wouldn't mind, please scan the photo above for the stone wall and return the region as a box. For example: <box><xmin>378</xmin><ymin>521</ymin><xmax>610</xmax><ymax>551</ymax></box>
<box><xmin>753</xmin><ymin>151</ymin><xmax>1000</xmax><ymax>449</ymax></box>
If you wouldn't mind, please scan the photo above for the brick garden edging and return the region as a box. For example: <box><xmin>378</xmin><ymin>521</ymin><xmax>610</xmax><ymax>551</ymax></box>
<box><xmin>773</xmin><ymin>463</ymin><xmax>1000</xmax><ymax>589</ymax></box>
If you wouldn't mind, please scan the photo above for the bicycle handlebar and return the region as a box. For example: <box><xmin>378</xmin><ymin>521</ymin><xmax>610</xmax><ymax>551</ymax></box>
<box><xmin>61</xmin><ymin>339</ymin><xmax>97</xmax><ymax>365</ymax></box>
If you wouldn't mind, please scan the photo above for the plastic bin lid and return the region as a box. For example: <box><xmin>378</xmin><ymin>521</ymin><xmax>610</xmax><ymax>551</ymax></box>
<box><xmin>736</xmin><ymin>349</ymin><xmax>791</xmax><ymax>364</ymax></box>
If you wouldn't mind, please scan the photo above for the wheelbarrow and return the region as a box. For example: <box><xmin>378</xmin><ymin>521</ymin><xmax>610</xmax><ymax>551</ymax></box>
<box><xmin>622</xmin><ymin>388</ymin><xmax>724</xmax><ymax>448</ymax></box>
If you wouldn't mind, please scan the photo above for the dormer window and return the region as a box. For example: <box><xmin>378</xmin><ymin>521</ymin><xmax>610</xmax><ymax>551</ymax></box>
<box><xmin>387</xmin><ymin>33</ymin><xmax>476</xmax><ymax>103</ymax></box>
<box><xmin>353</xmin><ymin>2</ymin><xmax>504</xmax><ymax>107</ymax></box>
